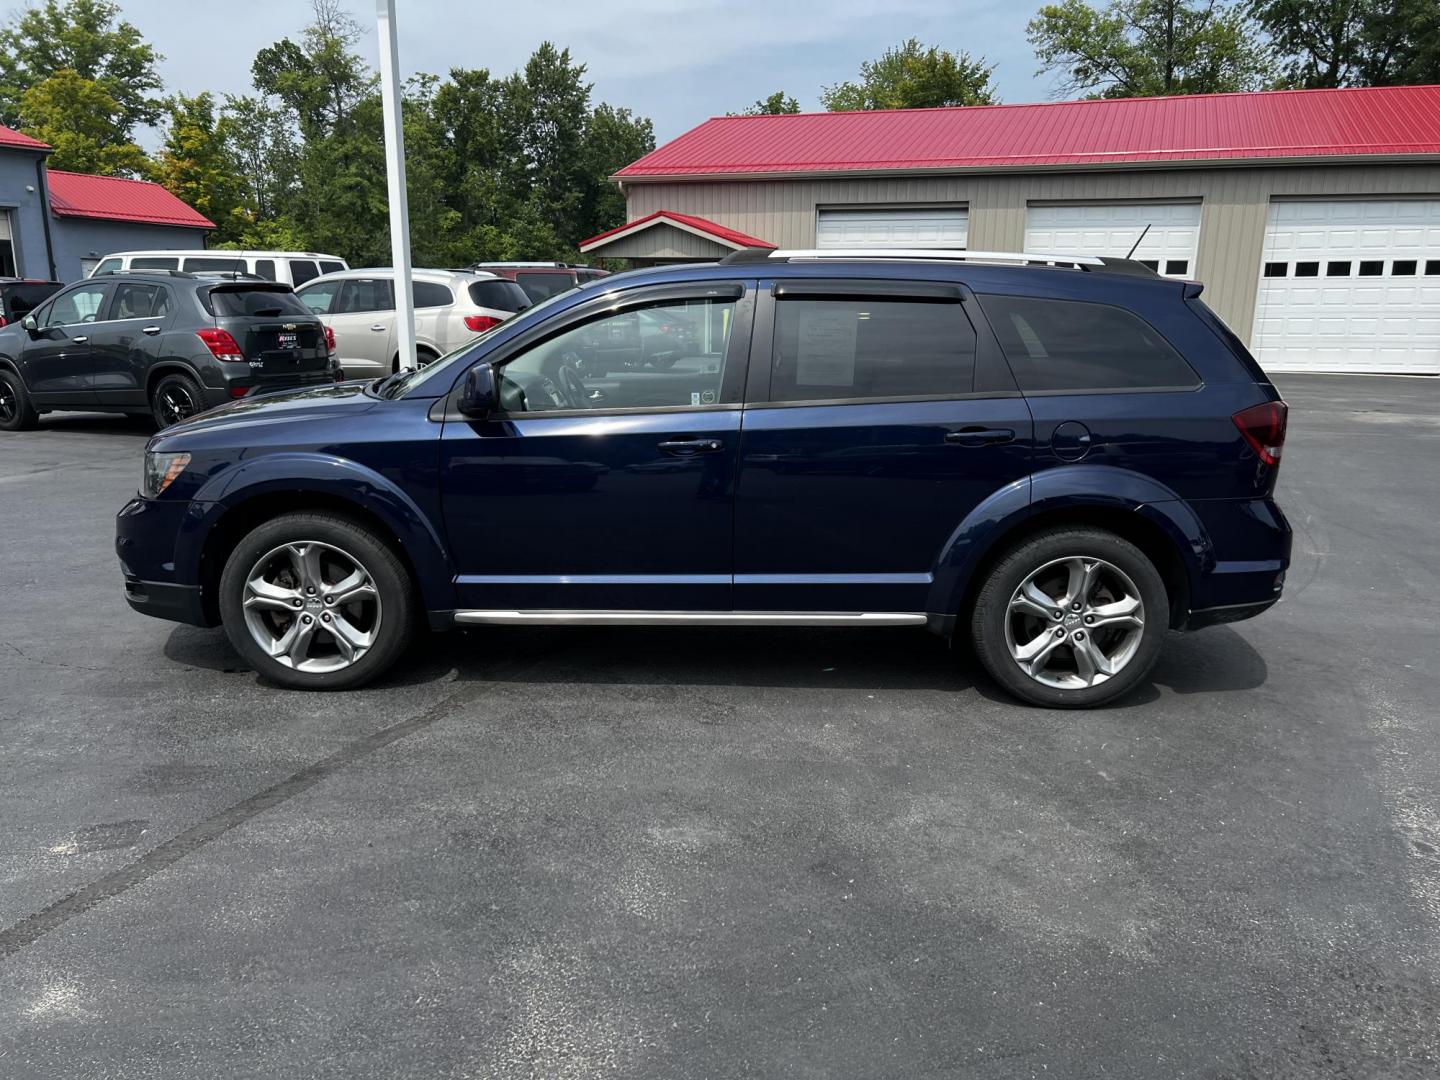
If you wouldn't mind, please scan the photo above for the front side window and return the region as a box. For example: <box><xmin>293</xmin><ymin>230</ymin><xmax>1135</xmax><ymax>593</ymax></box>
<box><xmin>497</xmin><ymin>297</ymin><xmax>737</xmax><ymax>413</ymax></box>
<box><xmin>978</xmin><ymin>294</ymin><xmax>1199</xmax><ymax>392</ymax></box>
<box><xmin>770</xmin><ymin>297</ymin><xmax>976</xmax><ymax>402</ymax></box>
<box><xmin>337</xmin><ymin>278</ymin><xmax>394</xmax><ymax>314</ymax></box>
<box><xmin>110</xmin><ymin>282</ymin><xmax>164</xmax><ymax>320</ymax></box>
<box><xmin>44</xmin><ymin>283</ymin><xmax>109</xmax><ymax>326</ymax></box>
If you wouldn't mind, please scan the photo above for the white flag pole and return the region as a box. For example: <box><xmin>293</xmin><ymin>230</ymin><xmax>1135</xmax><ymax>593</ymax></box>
<box><xmin>376</xmin><ymin>0</ymin><xmax>416</xmax><ymax>370</ymax></box>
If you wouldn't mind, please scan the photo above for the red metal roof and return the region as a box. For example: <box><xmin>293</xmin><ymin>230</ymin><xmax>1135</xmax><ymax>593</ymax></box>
<box><xmin>0</xmin><ymin>123</ymin><xmax>50</xmax><ymax>150</ymax></box>
<box><xmin>617</xmin><ymin>85</ymin><xmax>1440</xmax><ymax>179</ymax></box>
<box><xmin>47</xmin><ymin>170</ymin><xmax>214</xmax><ymax>229</ymax></box>
<box><xmin>580</xmin><ymin>209</ymin><xmax>776</xmax><ymax>252</ymax></box>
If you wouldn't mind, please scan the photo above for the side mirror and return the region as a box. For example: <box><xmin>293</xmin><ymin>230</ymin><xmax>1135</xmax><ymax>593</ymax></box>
<box><xmin>21</xmin><ymin>314</ymin><xmax>37</xmax><ymax>334</ymax></box>
<box><xmin>458</xmin><ymin>362</ymin><xmax>497</xmax><ymax>418</ymax></box>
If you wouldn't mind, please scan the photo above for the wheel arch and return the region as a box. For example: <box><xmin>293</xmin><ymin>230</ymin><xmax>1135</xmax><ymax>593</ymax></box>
<box><xmin>145</xmin><ymin>360</ymin><xmax>205</xmax><ymax>398</ymax></box>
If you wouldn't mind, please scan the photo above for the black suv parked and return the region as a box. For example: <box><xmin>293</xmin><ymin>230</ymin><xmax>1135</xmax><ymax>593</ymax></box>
<box><xmin>0</xmin><ymin>271</ymin><xmax>339</xmax><ymax>431</ymax></box>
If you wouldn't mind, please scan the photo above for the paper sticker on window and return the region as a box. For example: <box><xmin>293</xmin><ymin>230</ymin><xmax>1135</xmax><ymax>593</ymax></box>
<box><xmin>795</xmin><ymin>308</ymin><xmax>859</xmax><ymax>386</ymax></box>
<box><xmin>701</xmin><ymin>389</ymin><xmax>716</xmax><ymax>404</ymax></box>
<box><xmin>691</xmin><ymin>391</ymin><xmax>701</xmax><ymax>405</ymax></box>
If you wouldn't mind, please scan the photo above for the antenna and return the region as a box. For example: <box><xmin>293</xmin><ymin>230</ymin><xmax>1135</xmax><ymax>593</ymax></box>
<box><xmin>1126</xmin><ymin>224</ymin><xmax>1152</xmax><ymax>259</ymax></box>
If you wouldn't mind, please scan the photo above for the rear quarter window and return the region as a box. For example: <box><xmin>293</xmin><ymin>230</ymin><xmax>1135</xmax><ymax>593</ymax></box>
<box><xmin>206</xmin><ymin>287</ymin><xmax>312</xmax><ymax>317</ymax></box>
<box><xmin>977</xmin><ymin>294</ymin><xmax>1199</xmax><ymax>392</ymax></box>
<box><xmin>413</xmin><ymin>281</ymin><xmax>453</xmax><ymax>308</ymax></box>
<box><xmin>131</xmin><ymin>256</ymin><xmax>178</xmax><ymax>270</ymax></box>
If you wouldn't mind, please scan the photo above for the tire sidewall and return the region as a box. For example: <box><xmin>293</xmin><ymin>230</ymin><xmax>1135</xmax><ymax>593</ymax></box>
<box><xmin>0</xmin><ymin>369</ymin><xmax>38</xmax><ymax>430</ymax></box>
<box><xmin>971</xmin><ymin>528</ymin><xmax>1169</xmax><ymax>709</ymax></box>
<box><xmin>218</xmin><ymin>513</ymin><xmax>414</xmax><ymax>690</ymax></box>
<box><xmin>151</xmin><ymin>372</ymin><xmax>204</xmax><ymax>428</ymax></box>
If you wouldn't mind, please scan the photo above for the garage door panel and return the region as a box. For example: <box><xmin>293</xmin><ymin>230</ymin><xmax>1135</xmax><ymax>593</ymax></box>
<box><xmin>816</xmin><ymin>208</ymin><xmax>967</xmax><ymax>249</ymax></box>
<box><xmin>1253</xmin><ymin>199</ymin><xmax>1440</xmax><ymax>374</ymax></box>
<box><xmin>1025</xmin><ymin>202</ymin><xmax>1199</xmax><ymax>278</ymax></box>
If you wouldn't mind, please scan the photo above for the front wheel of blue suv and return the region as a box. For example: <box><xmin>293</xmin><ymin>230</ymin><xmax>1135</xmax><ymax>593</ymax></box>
<box><xmin>970</xmin><ymin>527</ymin><xmax>1169</xmax><ymax>709</ymax></box>
<box><xmin>218</xmin><ymin>511</ymin><xmax>416</xmax><ymax>689</ymax></box>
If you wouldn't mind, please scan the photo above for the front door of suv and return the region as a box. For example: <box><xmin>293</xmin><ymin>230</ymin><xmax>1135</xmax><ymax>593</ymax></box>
<box><xmin>21</xmin><ymin>281</ymin><xmax>111</xmax><ymax>404</ymax></box>
<box><xmin>439</xmin><ymin>283</ymin><xmax>753</xmax><ymax>612</ymax></box>
<box><xmin>733</xmin><ymin>280</ymin><xmax>1035</xmax><ymax>614</ymax></box>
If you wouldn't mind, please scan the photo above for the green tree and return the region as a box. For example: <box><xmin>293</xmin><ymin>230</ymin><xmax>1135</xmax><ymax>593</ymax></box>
<box><xmin>0</xmin><ymin>0</ymin><xmax>162</xmax><ymax>132</ymax></box>
<box><xmin>821</xmin><ymin>39</ymin><xmax>996</xmax><ymax>110</ymax></box>
<box><xmin>507</xmin><ymin>43</ymin><xmax>593</xmax><ymax>249</ymax></box>
<box><xmin>153</xmin><ymin>93</ymin><xmax>242</xmax><ymax>239</ymax></box>
<box><xmin>18</xmin><ymin>69</ymin><xmax>148</xmax><ymax>175</ymax></box>
<box><xmin>252</xmin><ymin>0</ymin><xmax>372</xmax><ymax>141</ymax></box>
<box><xmin>221</xmin><ymin>93</ymin><xmax>300</xmax><ymax>226</ymax></box>
<box><xmin>1027</xmin><ymin>0</ymin><xmax>1272</xmax><ymax>97</ymax></box>
<box><xmin>732</xmin><ymin>91</ymin><xmax>801</xmax><ymax>115</ymax></box>
<box><xmin>1251</xmin><ymin>0</ymin><xmax>1440</xmax><ymax>87</ymax></box>
<box><xmin>580</xmin><ymin>103</ymin><xmax>655</xmax><ymax>241</ymax></box>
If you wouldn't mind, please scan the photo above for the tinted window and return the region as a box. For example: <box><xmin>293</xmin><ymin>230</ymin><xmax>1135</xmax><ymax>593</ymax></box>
<box><xmin>254</xmin><ymin>259</ymin><xmax>277</xmax><ymax>281</ymax></box>
<box><xmin>296</xmin><ymin>280</ymin><xmax>342</xmax><ymax>314</ymax></box>
<box><xmin>92</xmin><ymin>258</ymin><xmax>122</xmax><ymax>276</ymax></box>
<box><xmin>110</xmin><ymin>282</ymin><xmax>164</xmax><ymax>319</ymax></box>
<box><xmin>515</xmin><ymin>271</ymin><xmax>575</xmax><ymax>303</ymax></box>
<box><xmin>1326</xmin><ymin>261</ymin><xmax>1352</xmax><ymax>276</ymax></box>
<box><xmin>413</xmin><ymin>281</ymin><xmax>453</xmax><ymax>308</ymax></box>
<box><xmin>207</xmin><ymin>287</ymin><xmax>311</xmax><ymax>317</ymax></box>
<box><xmin>978</xmin><ymin>294</ymin><xmax>1198</xmax><ymax>392</ymax></box>
<box><xmin>131</xmin><ymin>256</ymin><xmax>178</xmax><ymax>270</ymax></box>
<box><xmin>469</xmin><ymin>280</ymin><xmax>530</xmax><ymax>312</ymax></box>
<box><xmin>184</xmin><ymin>256</ymin><xmax>245</xmax><ymax>273</ymax></box>
<box><xmin>44</xmin><ymin>284</ymin><xmax>108</xmax><ymax>326</ymax></box>
<box><xmin>771</xmin><ymin>298</ymin><xmax>975</xmax><ymax>402</ymax></box>
<box><xmin>337</xmin><ymin>278</ymin><xmax>394</xmax><ymax>313</ymax></box>
<box><xmin>4</xmin><ymin>282</ymin><xmax>60</xmax><ymax>318</ymax></box>
<box><xmin>499</xmin><ymin>297</ymin><xmax>736</xmax><ymax>412</ymax></box>
<box><xmin>318</xmin><ymin>260</ymin><xmax>345</xmax><ymax>275</ymax></box>
<box><xmin>1426</xmin><ymin>260</ymin><xmax>1440</xmax><ymax>276</ymax></box>
<box><xmin>289</xmin><ymin>259</ymin><xmax>320</xmax><ymax>285</ymax></box>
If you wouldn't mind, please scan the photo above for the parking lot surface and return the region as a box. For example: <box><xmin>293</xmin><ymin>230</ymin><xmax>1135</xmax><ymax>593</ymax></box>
<box><xmin>1</xmin><ymin>374</ymin><xmax>1437</xmax><ymax>1078</ymax></box>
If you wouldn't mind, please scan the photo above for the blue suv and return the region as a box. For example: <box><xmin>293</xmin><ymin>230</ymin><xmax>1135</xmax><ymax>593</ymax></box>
<box><xmin>115</xmin><ymin>250</ymin><xmax>1291</xmax><ymax>708</ymax></box>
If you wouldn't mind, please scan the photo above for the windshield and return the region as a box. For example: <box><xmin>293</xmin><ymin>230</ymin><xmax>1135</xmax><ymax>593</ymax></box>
<box><xmin>387</xmin><ymin>282</ymin><xmax>587</xmax><ymax>398</ymax></box>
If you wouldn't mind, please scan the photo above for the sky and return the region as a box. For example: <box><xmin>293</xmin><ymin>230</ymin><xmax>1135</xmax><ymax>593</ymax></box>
<box><xmin>114</xmin><ymin>0</ymin><xmax>1063</xmax><ymax>147</ymax></box>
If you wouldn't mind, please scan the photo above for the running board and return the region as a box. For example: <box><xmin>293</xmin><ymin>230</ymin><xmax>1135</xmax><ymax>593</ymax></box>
<box><xmin>452</xmin><ymin>610</ymin><xmax>928</xmax><ymax>627</ymax></box>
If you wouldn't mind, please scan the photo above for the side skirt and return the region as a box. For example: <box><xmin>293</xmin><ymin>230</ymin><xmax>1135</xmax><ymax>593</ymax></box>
<box><xmin>452</xmin><ymin>610</ymin><xmax>929</xmax><ymax>627</ymax></box>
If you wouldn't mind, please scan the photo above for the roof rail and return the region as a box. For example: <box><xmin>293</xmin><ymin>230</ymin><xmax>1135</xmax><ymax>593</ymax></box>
<box><xmin>720</xmin><ymin>247</ymin><xmax>1108</xmax><ymax>268</ymax></box>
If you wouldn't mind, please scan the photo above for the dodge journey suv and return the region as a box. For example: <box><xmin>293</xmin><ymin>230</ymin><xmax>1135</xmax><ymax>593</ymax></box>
<box><xmin>115</xmin><ymin>249</ymin><xmax>1291</xmax><ymax>708</ymax></box>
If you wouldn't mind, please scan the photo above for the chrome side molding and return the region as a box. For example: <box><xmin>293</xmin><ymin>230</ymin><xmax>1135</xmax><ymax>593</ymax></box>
<box><xmin>452</xmin><ymin>610</ymin><xmax>928</xmax><ymax>627</ymax></box>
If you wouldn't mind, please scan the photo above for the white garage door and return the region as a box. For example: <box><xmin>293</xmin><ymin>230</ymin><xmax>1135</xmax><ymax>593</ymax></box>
<box><xmin>816</xmin><ymin>207</ymin><xmax>967</xmax><ymax>249</ymax></box>
<box><xmin>1025</xmin><ymin>202</ymin><xmax>1201</xmax><ymax>278</ymax></box>
<box><xmin>1252</xmin><ymin>200</ymin><xmax>1440</xmax><ymax>375</ymax></box>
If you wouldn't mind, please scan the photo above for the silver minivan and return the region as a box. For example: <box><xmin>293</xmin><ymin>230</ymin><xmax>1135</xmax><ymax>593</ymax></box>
<box><xmin>88</xmin><ymin>250</ymin><xmax>349</xmax><ymax>287</ymax></box>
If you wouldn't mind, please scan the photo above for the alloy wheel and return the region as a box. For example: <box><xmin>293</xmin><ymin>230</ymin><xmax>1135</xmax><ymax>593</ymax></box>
<box><xmin>241</xmin><ymin>541</ymin><xmax>382</xmax><ymax>673</ymax></box>
<box><xmin>1004</xmin><ymin>555</ymin><xmax>1145</xmax><ymax>689</ymax></box>
<box><xmin>158</xmin><ymin>384</ymin><xmax>198</xmax><ymax>426</ymax></box>
<box><xmin>0</xmin><ymin>380</ymin><xmax>15</xmax><ymax>423</ymax></box>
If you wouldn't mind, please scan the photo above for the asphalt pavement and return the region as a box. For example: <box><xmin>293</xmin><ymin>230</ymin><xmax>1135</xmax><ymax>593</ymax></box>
<box><xmin>0</xmin><ymin>374</ymin><xmax>1437</xmax><ymax>1078</ymax></box>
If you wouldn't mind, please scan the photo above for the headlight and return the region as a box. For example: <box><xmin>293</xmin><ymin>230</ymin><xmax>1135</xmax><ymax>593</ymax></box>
<box><xmin>142</xmin><ymin>451</ymin><xmax>191</xmax><ymax>497</ymax></box>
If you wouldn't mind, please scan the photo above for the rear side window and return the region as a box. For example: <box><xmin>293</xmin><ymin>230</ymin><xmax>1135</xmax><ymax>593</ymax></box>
<box><xmin>771</xmin><ymin>298</ymin><xmax>976</xmax><ymax>402</ymax></box>
<box><xmin>207</xmin><ymin>287</ymin><xmax>311</xmax><ymax>317</ymax></box>
<box><xmin>469</xmin><ymin>280</ymin><xmax>530</xmax><ymax>311</ymax></box>
<box><xmin>254</xmin><ymin>259</ymin><xmax>277</xmax><ymax>281</ymax></box>
<box><xmin>184</xmin><ymin>256</ymin><xmax>245</xmax><ymax>273</ymax></box>
<box><xmin>978</xmin><ymin>295</ymin><xmax>1199</xmax><ymax>392</ymax></box>
<box><xmin>110</xmin><ymin>281</ymin><xmax>165</xmax><ymax>319</ymax></box>
<box><xmin>289</xmin><ymin>259</ymin><xmax>319</xmax><ymax>286</ymax></box>
<box><xmin>515</xmin><ymin>271</ymin><xmax>575</xmax><ymax>303</ymax></box>
<box><xmin>92</xmin><ymin>258</ymin><xmax>122</xmax><ymax>276</ymax></box>
<box><xmin>318</xmin><ymin>260</ymin><xmax>345</xmax><ymax>275</ymax></box>
<box><xmin>413</xmin><ymin>281</ymin><xmax>453</xmax><ymax>308</ymax></box>
<box><xmin>131</xmin><ymin>256</ymin><xmax>178</xmax><ymax>270</ymax></box>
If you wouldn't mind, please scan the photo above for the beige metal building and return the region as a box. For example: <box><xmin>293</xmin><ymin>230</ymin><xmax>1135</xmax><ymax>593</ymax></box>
<box><xmin>581</xmin><ymin>85</ymin><xmax>1440</xmax><ymax>375</ymax></box>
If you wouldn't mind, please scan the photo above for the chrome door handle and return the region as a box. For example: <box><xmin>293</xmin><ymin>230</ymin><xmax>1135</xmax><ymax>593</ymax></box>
<box><xmin>945</xmin><ymin>427</ymin><xmax>1014</xmax><ymax>446</ymax></box>
<box><xmin>657</xmin><ymin>438</ymin><xmax>724</xmax><ymax>455</ymax></box>
<box><xmin>141</xmin><ymin>325</ymin><xmax>161</xmax><ymax>335</ymax></box>
<box><xmin>370</xmin><ymin>324</ymin><xmax>387</xmax><ymax>331</ymax></box>
<box><xmin>71</xmin><ymin>335</ymin><xmax>88</xmax><ymax>343</ymax></box>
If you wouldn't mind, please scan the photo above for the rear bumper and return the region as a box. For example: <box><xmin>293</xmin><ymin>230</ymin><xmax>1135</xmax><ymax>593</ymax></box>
<box><xmin>1184</xmin><ymin>496</ymin><xmax>1291</xmax><ymax>628</ymax></box>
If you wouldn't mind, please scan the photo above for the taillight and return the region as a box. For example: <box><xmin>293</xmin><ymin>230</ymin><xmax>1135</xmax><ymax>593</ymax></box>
<box><xmin>228</xmin><ymin>385</ymin><xmax>250</xmax><ymax>398</ymax></box>
<box><xmin>1233</xmin><ymin>400</ymin><xmax>1288</xmax><ymax>467</ymax></box>
<box><xmin>0</xmin><ymin>316</ymin><xmax>7</xmax><ymax>329</ymax></box>
<box><xmin>464</xmin><ymin>314</ymin><xmax>502</xmax><ymax>333</ymax></box>
<box><xmin>196</xmin><ymin>327</ymin><xmax>243</xmax><ymax>362</ymax></box>
<box><xmin>324</xmin><ymin>325</ymin><xmax>336</xmax><ymax>354</ymax></box>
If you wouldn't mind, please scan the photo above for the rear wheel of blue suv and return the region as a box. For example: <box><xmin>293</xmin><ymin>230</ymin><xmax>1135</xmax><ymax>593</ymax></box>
<box><xmin>115</xmin><ymin>250</ymin><xmax>1291</xmax><ymax>707</ymax></box>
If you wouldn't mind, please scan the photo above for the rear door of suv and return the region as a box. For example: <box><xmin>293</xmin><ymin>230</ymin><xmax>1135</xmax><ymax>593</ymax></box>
<box><xmin>732</xmin><ymin>277</ymin><xmax>1035</xmax><ymax>614</ymax></box>
<box><xmin>205</xmin><ymin>284</ymin><xmax>331</xmax><ymax>390</ymax></box>
<box><xmin>326</xmin><ymin>277</ymin><xmax>396</xmax><ymax>378</ymax></box>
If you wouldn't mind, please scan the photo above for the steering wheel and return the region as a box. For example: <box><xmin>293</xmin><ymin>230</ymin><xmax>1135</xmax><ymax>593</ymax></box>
<box><xmin>556</xmin><ymin>352</ymin><xmax>588</xmax><ymax>408</ymax></box>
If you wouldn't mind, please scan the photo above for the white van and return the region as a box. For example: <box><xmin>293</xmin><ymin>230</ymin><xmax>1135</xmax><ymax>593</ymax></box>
<box><xmin>87</xmin><ymin>250</ymin><xmax>349</xmax><ymax>287</ymax></box>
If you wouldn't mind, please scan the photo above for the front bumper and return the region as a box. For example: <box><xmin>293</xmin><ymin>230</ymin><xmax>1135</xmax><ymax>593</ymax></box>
<box><xmin>116</xmin><ymin>495</ymin><xmax>217</xmax><ymax>627</ymax></box>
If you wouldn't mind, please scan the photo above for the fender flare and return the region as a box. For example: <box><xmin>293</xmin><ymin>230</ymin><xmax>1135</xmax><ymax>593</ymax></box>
<box><xmin>926</xmin><ymin>465</ymin><xmax>1214</xmax><ymax>617</ymax></box>
<box><xmin>181</xmin><ymin>452</ymin><xmax>456</xmax><ymax>611</ymax></box>
<box><xmin>146</xmin><ymin>359</ymin><xmax>207</xmax><ymax>395</ymax></box>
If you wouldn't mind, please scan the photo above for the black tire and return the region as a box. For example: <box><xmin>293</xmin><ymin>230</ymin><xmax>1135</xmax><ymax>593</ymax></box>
<box><xmin>218</xmin><ymin>511</ymin><xmax>415</xmax><ymax>690</ymax></box>
<box><xmin>393</xmin><ymin>347</ymin><xmax>439</xmax><ymax>374</ymax></box>
<box><xmin>969</xmin><ymin>527</ymin><xmax>1168</xmax><ymax>709</ymax></box>
<box><xmin>151</xmin><ymin>371</ymin><xmax>206</xmax><ymax>428</ymax></box>
<box><xmin>0</xmin><ymin>368</ymin><xmax>39</xmax><ymax>431</ymax></box>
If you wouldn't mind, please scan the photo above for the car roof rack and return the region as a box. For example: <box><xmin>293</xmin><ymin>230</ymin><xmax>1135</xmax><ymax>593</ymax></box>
<box><xmin>717</xmin><ymin>247</ymin><xmax>1158</xmax><ymax>276</ymax></box>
